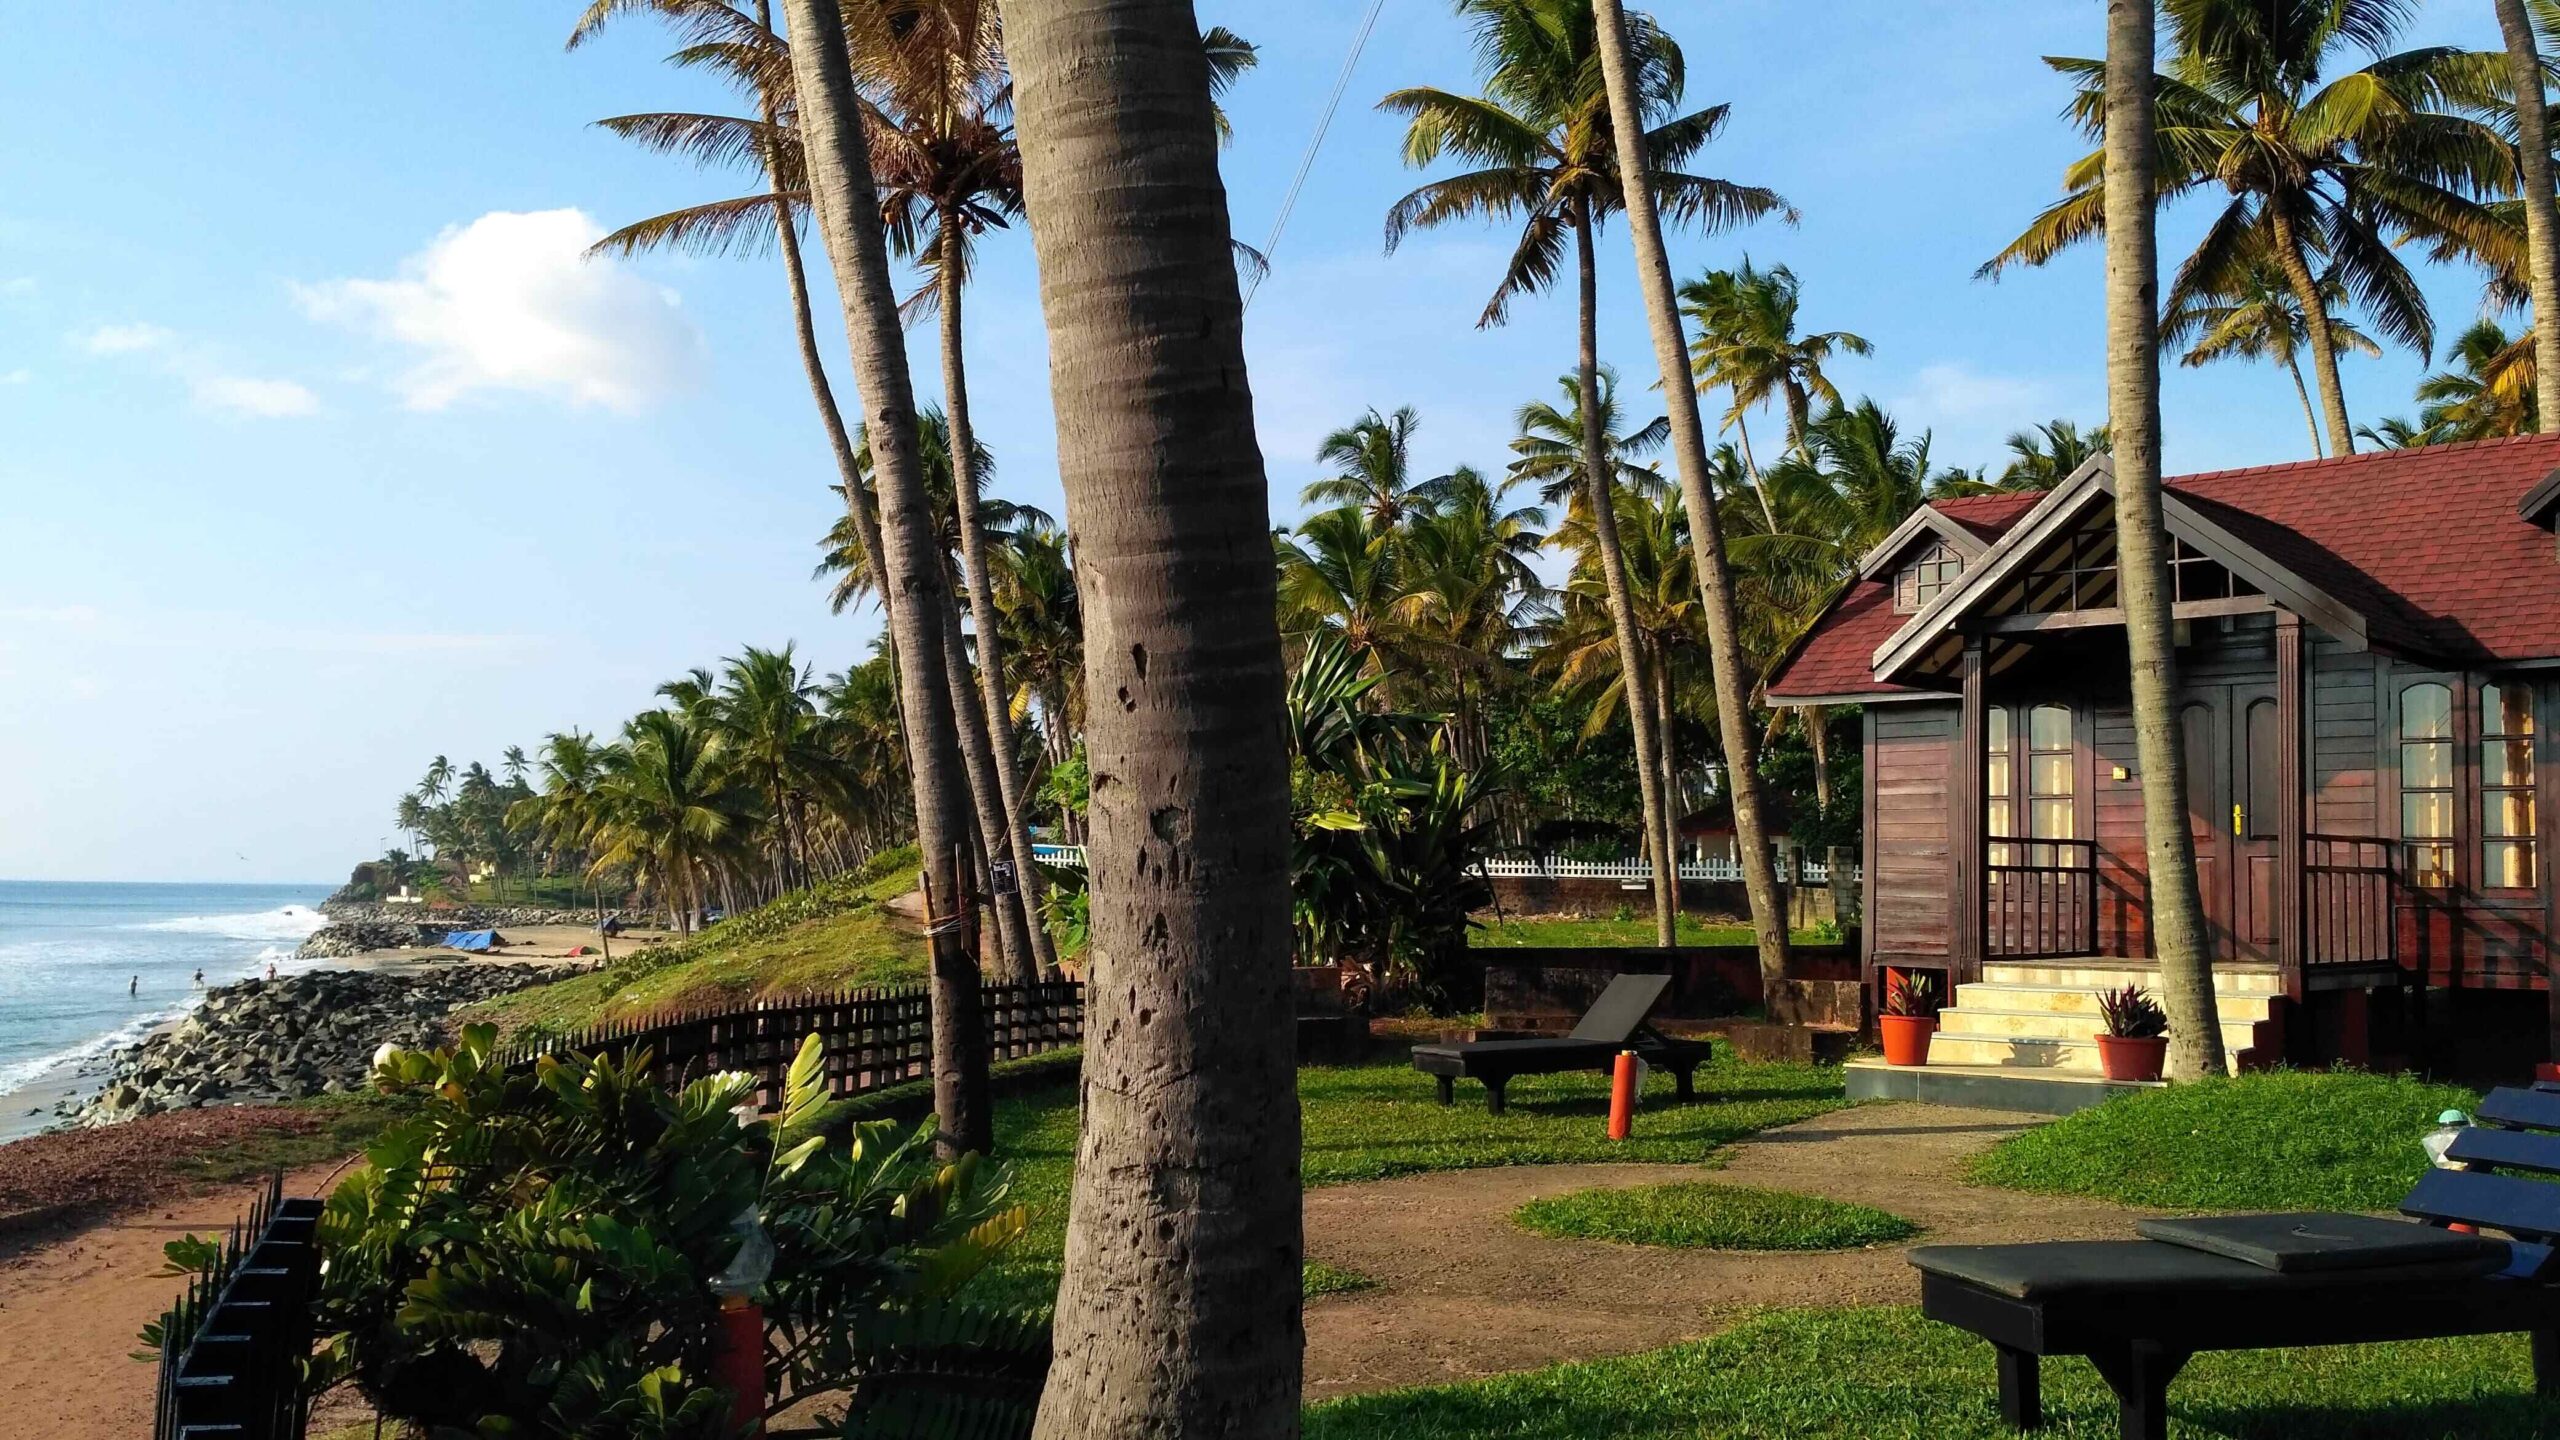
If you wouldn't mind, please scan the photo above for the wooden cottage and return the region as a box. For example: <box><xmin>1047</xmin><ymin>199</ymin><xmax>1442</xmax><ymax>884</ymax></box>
<box><xmin>1764</xmin><ymin>436</ymin><xmax>2560</xmax><ymax>1106</ymax></box>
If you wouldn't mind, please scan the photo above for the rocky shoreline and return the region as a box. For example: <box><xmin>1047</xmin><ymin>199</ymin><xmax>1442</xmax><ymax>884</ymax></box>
<box><xmin>318</xmin><ymin>898</ymin><xmax>605</xmax><ymax>928</ymax></box>
<box><xmin>68</xmin><ymin>966</ymin><xmax>548</xmax><ymax>1127</ymax></box>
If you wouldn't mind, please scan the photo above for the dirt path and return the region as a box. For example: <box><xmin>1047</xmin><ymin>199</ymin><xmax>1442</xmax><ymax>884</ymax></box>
<box><xmin>2</xmin><ymin>1163</ymin><xmax>348</xmax><ymax>1438</ymax></box>
<box><xmin>1302</xmin><ymin>1102</ymin><xmax>2146</xmax><ymax>1399</ymax></box>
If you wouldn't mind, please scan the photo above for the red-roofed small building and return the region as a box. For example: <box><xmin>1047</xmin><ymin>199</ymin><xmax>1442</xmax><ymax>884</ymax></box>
<box><xmin>1765</xmin><ymin>437</ymin><xmax>2560</xmax><ymax>1101</ymax></box>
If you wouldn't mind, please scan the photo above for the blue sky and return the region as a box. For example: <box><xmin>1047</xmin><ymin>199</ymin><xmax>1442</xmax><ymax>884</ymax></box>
<box><xmin>0</xmin><ymin>0</ymin><xmax>2513</xmax><ymax>883</ymax></box>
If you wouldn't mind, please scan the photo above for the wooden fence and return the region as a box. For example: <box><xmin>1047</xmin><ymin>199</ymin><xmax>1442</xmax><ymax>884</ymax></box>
<box><xmin>497</xmin><ymin>981</ymin><xmax>1084</xmax><ymax>1110</ymax></box>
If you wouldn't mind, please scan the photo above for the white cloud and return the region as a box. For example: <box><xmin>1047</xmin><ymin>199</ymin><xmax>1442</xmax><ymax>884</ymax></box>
<box><xmin>191</xmin><ymin>374</ymin><xmax>319</xmax><ymax>417</ymax></box>
<box><xmin>0</xmin><ymin>369</ymin><xmax>28</xmax><ymax>385</ymax></box>
<box><xmin>1893</xmin><ymin>361</ymin><xmax>2053</xmax><ymax>422</ymax></box>
<box><xmin>0</xmin><ymin>276</ymin><xmax>37</xmax><ymax>298</ymax></box>
<box><xmin>296</xmin><ymin>209</ymin><xmax>701</xmax><ymax>412</ymax></box>
<box><xmin>70</xmin><ymin>322</ymin><xmax>319</xmax><ymax>418</ymax></box>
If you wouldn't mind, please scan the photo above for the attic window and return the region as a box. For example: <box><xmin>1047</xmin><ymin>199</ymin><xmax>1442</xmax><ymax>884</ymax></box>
<box><xmin>1895</xmin><ymin>539</ymin><xmax>1963</xmax><ymax>612</ymax></box>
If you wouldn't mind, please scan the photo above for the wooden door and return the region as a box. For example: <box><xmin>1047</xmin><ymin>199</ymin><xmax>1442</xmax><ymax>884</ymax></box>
<box><xmin>2229</xmin><ymin>685</ymin><xmax>2282</xmax><ymax>961</ymax></box>
<box><xmin>2179</xmin><ymin>690</ymin><xmax>2236</xmax><ymax>961</ymax></box>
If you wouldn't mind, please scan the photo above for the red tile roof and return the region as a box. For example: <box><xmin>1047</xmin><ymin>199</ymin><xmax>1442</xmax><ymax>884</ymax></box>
<box><xmin>1763</xmin><ymin>435</ymin><xmax>2560</xmax><ymax>702</ymax></box>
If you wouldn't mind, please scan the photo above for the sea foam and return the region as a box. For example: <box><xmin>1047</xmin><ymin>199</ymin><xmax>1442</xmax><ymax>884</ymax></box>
<box><xmin>130</xmin><ymin>906</ymin><xmax>328</xmax><ymax>942</ymax></box>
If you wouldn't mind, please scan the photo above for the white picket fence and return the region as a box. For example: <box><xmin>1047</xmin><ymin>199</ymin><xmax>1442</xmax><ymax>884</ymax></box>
<box><xmin>1030</xmin><ymin>842</ymin><xmax>1857</xmax><ymax>885</ymax></box>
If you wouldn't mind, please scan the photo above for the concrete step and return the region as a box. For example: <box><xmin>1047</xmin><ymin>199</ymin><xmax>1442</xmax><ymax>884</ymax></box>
<box><xmin>1952</xmin><ymin>981</ymin><xmax>2277</xmax><ymax>1022</ymax></box>
<box><xmin>1935</xmin><ymin>1004</ymin><xmax>2263</xmax><ymax>1052</ymax></box>
<box><xmin>1845</xmin><ymin>1056</ymin><xmax>2162</xmax><ymax>1115</ymax></box>
<box><xmin>1928</xmin><ymin>1029</ymin><xmax>2245</xmax><ymax>1076</ymax></box>
<box><xmin>1980</xmin><ymin>961</ymin><xmax>2284</xmax><ymax>995</ymax></box>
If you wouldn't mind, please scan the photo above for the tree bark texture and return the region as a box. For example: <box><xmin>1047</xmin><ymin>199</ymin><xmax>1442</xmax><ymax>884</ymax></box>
<box><xmin>938</xmin><ymin>220</ymin><xmax>1062</xmax><ymax>977</ymax></box>
<box><xmin>782</xmin><ymin>0</ymin><xmax>992</xmax><ymax>1153</ymax></box>
<box><xmin>1573</xmin><ymin>208</ymin><xmax>1680</xmax><ymax>945</ymax></box>
<box><xmin>2497</xmin><ymin>0</ymin><xmax>2560</xmax><ymax>434</ymax></box>
<box><xmin>1588</xmin><ymin>0</ymin><xmax>1793</xmax><ymax>996</ymax></box>
<box><xmin>941</xmin><ymin>598</ymin><xmax>1041</xmax><ymax>982</ymax></box>
<box><xmin>2103</xmin><ymin>0</ymin><xmax>2227</xmax><ymax>1080</ymax></box>
<box><xmin>2268</xmin><ymin>203</ymin><xmax>2356</xmax><ymax>457</ymax></box>
<box><xmin>1004</xmin><ymin>1</ymin><xmax>1303</xmax><ymax>1435</ymax></box>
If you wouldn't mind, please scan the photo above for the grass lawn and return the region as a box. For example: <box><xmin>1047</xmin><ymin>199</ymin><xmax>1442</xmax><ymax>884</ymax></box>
<box><xmin>1515</xmin><ymin>1180</ymin><xmax>1917</xmax><ymax>1251</ymax></box>
<box><xmin>1304</xmin><ymin>1304</ymin><xmax>2560</xmax><ymax>1438</ymax></box>
<box><xmin>1968</xmin><ymin>1069</ymin><xmax>2481</xmax><ymax>1211</ymax></box>
<box><xmin>182</xmin><ymin>1092</ymin><xmax>417</xmax><ymax>1186</ymax></box>
<box><xmin>462</xmin><ymin>857</ymin><xmax>927</xmax><ymax>1036</ymax></box>
<box><xmin>970</xmin><ymin>1052</ymin><xmax>1850</xmax><ymax>1309</ymax></box>
<box><xmin>1470</xmin><ymin>914</ymin><xmax>1830</xmax><ymax>948</ymax></box>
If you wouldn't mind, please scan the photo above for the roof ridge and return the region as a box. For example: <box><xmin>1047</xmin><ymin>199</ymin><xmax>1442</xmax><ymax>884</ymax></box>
<box><xmin>2164</xmin><ymin>432</ymin><xmax>2560</xmax><ymax>489</ymax></box>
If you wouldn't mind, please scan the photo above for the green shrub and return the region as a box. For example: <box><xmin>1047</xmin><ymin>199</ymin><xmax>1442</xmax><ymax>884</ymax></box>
<box><xmin>313</xmin><ymin>1022</ymin><xmax>1044</xmax><ymax>1439</ymax></box>
<box><xmin>598</xmin><ymin>845</ymin><xmax>920</xmax><ymax>994</ymax></box>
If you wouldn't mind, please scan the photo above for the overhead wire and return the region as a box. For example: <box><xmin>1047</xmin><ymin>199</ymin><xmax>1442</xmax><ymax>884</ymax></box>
<box><xmin>1241</xmin><ymin>0</ymin><xmax>1392</xmax><ymax>312</ymax></box>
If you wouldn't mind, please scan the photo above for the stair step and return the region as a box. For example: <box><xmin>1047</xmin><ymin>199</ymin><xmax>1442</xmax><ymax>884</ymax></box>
<box><xmin>1928</xmin><ymin>1030</ymin><xmax>2246</xmax><ymax>1077</ymax></box>
<box><xmin>1935</xmin><ymin>1004</ymin><xmax>2262</xmax><ymax>1048</ymax></box>
<box><xmin>1953</xmin><ymin>982</ymin><xmax>2276</xmax><ymax>1021</ymax></box>
<box><xmin>1981</xmin><ymin>961</ymin><xmax>2284</xmax><ymax>995</ymax></box>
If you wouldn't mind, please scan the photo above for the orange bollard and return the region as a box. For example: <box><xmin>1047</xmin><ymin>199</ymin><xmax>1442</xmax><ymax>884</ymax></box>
<box><xmin>1608</xmin><ymin>1049</ymin><xmax>1639</xmax><ymax>1140</ymax></box>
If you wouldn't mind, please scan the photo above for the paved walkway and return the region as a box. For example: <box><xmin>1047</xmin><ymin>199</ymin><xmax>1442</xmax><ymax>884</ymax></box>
<box><xmin>1302</xmin><ymin>1102</ymin><xmax>2147</xmax><ymax>1399</ymax></box>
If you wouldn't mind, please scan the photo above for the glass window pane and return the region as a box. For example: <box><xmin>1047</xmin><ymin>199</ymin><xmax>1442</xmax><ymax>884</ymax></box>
<box><xmin>2486</xmin><ymin>840</ymin><xmax>2537</xmax><ymax>889</ymax></box>
<box><xmin>2402</xmin><ymin>740</ymin><xmax>2452</xmax><ymax>790</ymax></box>
<box><xmin>2403</xmin><ymin>683</ymin><xmax>2452</xmax><ymax>740</ymax></box>
<box><xmin>2030</xmin><ymin>705</ymin><xmax>2071</xmax><ymax>751</ymax></box>
<box><xmin>2030</xmin><ymin>797</ymin><xmax>2075</xmax><ymax>839</ymax></box>
<box><xmin>1986</xmin><ymin>755</ymin><xmax>2011</xmax><ymax>799</ymax></box>
<box><xmin>2485</xmin><ymin>739</ymin><xmax>2534</xmax><ymax>788</ymax></box>
<box><xmin>1986</xmin><ymin>800</ymin><xmax>2011</xmax><ymax>837</ymax></box>
<box><xmin>1986</xmin><ymin>706</ymin><xmax>2010</xmax><ymax>750</ymax></box>
<box><xmin>2487</xmin><ymin>683</ymin><xmax>2535</xmax><ymax>737</ymax></box>
<box><xmin>2412</xmin><ymin>843</ymin><xmax>2454</xmax><ymax>888</ymax></box>
<box><xmin>2404</xmin><ymin>791</ymin><xmax>2453</xmax><ymax>839</ymax></box>
<box><xmin>2030</xmin><ymin>754</ymin><xmax>2073</xmax><ymax>798</ymax></box>
<box><xmin>2487</xmin><ymin>792</ymin><xmax>2537</xmax><ymax>838</ymax></box>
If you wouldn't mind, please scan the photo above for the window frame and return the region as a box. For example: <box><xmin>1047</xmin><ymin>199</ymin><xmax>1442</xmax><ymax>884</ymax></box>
<box><xmin>1894</xmin><ymin>539</ymin><xmax>1964</xmax><ymax>613</ymax></box>
<box><xmin>2480</xmin><ymin>680</ymin><xmax>2539</xmax><ymax>894</ymax></box>
<box><xmin>2398</xmin><ymin>679</ymin><xmax>2456</xmax><ymax>890</ymax></box>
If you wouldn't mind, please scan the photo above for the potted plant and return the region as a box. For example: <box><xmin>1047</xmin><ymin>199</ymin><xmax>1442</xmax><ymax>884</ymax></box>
<box><xmin>1878</xmin><ymin>970</ymin><xmax>1941</xmax><ymax>1066</ymax></box>
<box><xmin>2095</xmin><ymin>984</ymin><xmax>2170</xmax><ymax>1081</ymax></box>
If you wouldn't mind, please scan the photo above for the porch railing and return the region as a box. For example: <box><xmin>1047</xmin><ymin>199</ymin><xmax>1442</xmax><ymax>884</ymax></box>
<box><xmin>2304</xmin><ymin>833</ymin><xmax>2395</xmax><ymax>969</ymax></box>
<box><xmin>1985</xmin><ymin>836</ymin><xmax>2098</xmax><ymax>959</ymax></box>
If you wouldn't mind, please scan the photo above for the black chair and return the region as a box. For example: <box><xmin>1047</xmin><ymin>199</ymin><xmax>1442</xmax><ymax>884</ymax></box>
<box><xmin>1408</xmin><ymin>972</ymin><xmax>1711</xmax><ymax>1114</ymax></box>
<box><xmin>1911</xmin><ymin>1084</ymin><xmax>2560</xmax><ymax>1440</ymax></box>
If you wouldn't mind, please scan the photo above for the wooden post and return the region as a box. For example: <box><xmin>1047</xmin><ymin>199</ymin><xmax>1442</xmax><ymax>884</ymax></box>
<box><xmin>2276</xmin><ymin>613</ymin><xmax>2306</xmax><ymax>1000</ymax></box>
<box><xmin>1956</xmin><ymin>635</ymin><xmax>1989</xmax><ymax>982</ymax></box>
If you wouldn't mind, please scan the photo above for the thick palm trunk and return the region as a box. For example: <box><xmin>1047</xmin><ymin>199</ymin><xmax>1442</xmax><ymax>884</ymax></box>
<box><xmin>938</xmin><ymin>221</ymin><xmax>1061</xmax><ymax>978</ymax></box>
<box><xmin>2497</xmin><ymin>0</ymin><xmax>2560</xmax><ymax>435</ymax></box>
<box><xmin>1573</xmin><ymin>208</ymin><xmax>1679</xmax><ymax>945</ymax></box>
<box><xmin>1588</xmin><ymin>0</ymin><xmax>1792</xmax><ymax>996</ymax></box>
<box><xmin>783</xmin><ymin>0</ymin><xmax>992</xmax><ymax>1154</ymax></box>
<box><xmin>2105</xmin><ymin>0</ymin><xmax>2225</xmax><ymax>1079</ymax></box>
<box><xmin>1006</xmin><ymin>2</ymin><xmax>1301</xmax><ymax>1433</ymax></box>
<box><xmin>2268</xmin><ymin>205</ymin><xmax>2355</xmax><ymax>457</ymax></box>
<box><xmin>940</xmin><ymin>601</ymin><xmax>1040</xmax><ymax>983</ymax></box>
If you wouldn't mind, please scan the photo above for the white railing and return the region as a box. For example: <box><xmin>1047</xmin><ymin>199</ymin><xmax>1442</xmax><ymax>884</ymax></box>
<box><xmin>1031</xmin><ymin>843</ymin><xmax>1857</xmax><ymax>885</ymax></box>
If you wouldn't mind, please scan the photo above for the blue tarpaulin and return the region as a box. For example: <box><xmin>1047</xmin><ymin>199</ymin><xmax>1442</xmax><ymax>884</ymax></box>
<box><xmin>443</xmin><ymin>929</ymin><xmax>501</xmax><ymax>953</ymax></box>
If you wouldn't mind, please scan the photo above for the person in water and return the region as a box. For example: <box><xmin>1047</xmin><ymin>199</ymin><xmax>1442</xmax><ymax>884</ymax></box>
<box><xmin>129</xmin><ymin>975</ymin><xmax>138</xmax><ymax>997</ymax></box>
<box><xmin>192</xmin><ymin>968</ymin><xmax>204</xmax><ymax>989</ymax></box>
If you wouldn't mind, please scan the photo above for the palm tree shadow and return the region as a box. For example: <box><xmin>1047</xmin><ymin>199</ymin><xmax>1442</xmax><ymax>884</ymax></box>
<box><xmin>2178</xmin><ymin>1392</ymin><xmax>2560</xmax><ymax>1439</ymax></box>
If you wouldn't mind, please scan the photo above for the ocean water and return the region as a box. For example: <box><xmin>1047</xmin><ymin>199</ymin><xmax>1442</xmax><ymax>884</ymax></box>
<box><xmin>0</xmin><ymin>880</ymin><xmax>330</xmax><ymax>1100</ymax></box>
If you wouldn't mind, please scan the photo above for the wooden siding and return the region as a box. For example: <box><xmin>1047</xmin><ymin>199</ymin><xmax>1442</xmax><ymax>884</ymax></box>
<box><xmin>1869</xmin><ymin>701</ymin><xmax>1955</xmax><ymax>961</ymax></box>
<box><xmin>2310</xmin><ymin>635</ymin><xmax>2379</xmax><ymax>837</ymax></box>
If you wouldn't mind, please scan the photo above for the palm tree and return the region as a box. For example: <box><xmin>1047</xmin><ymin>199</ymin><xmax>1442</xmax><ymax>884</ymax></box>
<box><xmin>2496</xmin><ymin>0</ymin><xmax>2560</xmax><ymax>433</ymax></box>
<box><xmin>1005</xmin><ymin>1</ymin><xmax>1302</xmax><ymax>1432</ymax></box>
<box><xmin>709</xmin><ymin>644</ymin><xmax>842</xmax><ymax>894</ymax></box>
<box><xmin>1305</xmin><ymin>405</ymin><xmax>1437</xmax><ymax>528</ymax></box>
<box><xmin>2162</xmin><ymin>257</ymin><xmax>2378</xmax><ymax>454</ymax></box>
<box><xmin>419</xmin><ymin>755</ymin><xmax>453</xmax><ymax>806</ymax></box>
<box><xmin>993</xmin><ymin>525</ymin><xmax>1085</xmax><ymax>773</ymax></box>
<box><xmin>782</xmin><ymin>0</ymin><xmax>991</xmax><ymax>1157</ymax></box>
<box><xmin>1534</xmin><ymin>484</ymin><xmax>1701</xmax><ymax>840</ymax></box>
<box><xmin>1275</xmin><ymin>506</ymin><xmax>1410</xmax><ymax>681</ymax></box>
<box><xmin>1679</xmin><ymin>256</ymin><xmax>1871</xmax><ymax>502</ymax></box>
<box><xmin>1587</xmin><ymin>0</ymin><xmax>1797</xmax><ymax>993</ymax></box>
<box><xmin>1382</xmin><ymin>0</ymin><xmax>1790</xmax><ymax>945</ymax></box>
<box><xmin>1982</xmin><ymin>0</ymin><xmax>2512</xmax><ymax>456</ymax></box>
<box><xmin>507</xmin><ymin>730</ymin><xmax>611</xmax><ymax>884</ymax></box>
<box><xmin>2356</xmin><ymin>413</ymin><xmax>2443</xmax><ymax>448</ymax></box>
<box><xmin>849</xmin><ymin>0</ymin><xmax>1056</xmax><ymax>979</ymax></box>
<box><xmin>2411</xmin><ymin>318</ymin><xmax>2538</xmax><ymax>439</ymax></box>
<box><xmin>2098</xmin><ymin>0</ymin><xmax>2225</xmax><ymax>1082</ymax></box>
<box><xmin>1394</xmin><ymin>468</ymin><xmax>1550</xmax><ymax>771</ymax></box>
<box><xmin>1508</xmin><ymin>367</ymin><xmax>1671</xmax><ymax>510</ymax></box>
<box><xmin>1935</xmin><ymin>418</ymin><xmax>2115</xmax><ymax>496</ymax></box>
<box><xmin>587</xmin><ymin>710</ymin><xmax>755</xmax><ymax>934</ymax></box>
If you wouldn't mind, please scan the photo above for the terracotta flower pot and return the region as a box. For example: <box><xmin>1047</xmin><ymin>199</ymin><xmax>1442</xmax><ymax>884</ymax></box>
<box><xmin>1879</xmin><ymin>1013</ymin><xmax>1937</xmax><ymax>1067</ymax></box>
<box><xmin>2096</xmin><ymin>1033</ymin><xmax>2168</xmax><ymax>1082</ymax></box>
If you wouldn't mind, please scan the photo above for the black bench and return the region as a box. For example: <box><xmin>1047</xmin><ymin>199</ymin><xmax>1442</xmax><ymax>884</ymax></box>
<box><xmin>1408</xmin><ymin>972</ymin><xmax>1711</xmax><ymax>1114</ymax></box>
<box><xmin>1911</xmin><ymin>1084</ymin><xmax>2560</xmax><ymax>1440</ymax></box>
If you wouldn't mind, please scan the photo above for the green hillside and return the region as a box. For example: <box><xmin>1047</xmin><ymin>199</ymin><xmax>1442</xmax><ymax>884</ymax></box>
<box><xmin>463</xmin><ymin>848</ymin><xmax>927</xmax><ymax>1038</ymax></box>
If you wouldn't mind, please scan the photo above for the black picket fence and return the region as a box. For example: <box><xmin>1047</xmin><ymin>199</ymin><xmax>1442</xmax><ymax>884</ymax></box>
<box><xmin>151</xmin><ymin>1173</ymin><xmax>327</xmax><ymax>1440</ymax></box>
<box><xmin>496</xmin><ymin>981</ymin><xmax>1084</xmax><ymax>1110</ymax></box>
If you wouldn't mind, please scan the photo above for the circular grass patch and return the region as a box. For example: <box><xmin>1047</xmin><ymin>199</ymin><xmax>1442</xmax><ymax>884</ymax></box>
<box><xmin>1514</xmin><ymin>1180</ymin><xmax>1919</xmax><ymax>1251</ymax></box>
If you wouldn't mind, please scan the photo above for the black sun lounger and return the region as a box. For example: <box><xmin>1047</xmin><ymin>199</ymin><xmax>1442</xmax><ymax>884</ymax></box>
<box><xmin>1407</xmin><ymin>971</ymin><xmax>1711</xmax><ymax>1113</ymax></box>
<box><xmin>1911</xmin><ymin>1085</ymin><xmax>2560</xmax><ymax>1440</ymax></box>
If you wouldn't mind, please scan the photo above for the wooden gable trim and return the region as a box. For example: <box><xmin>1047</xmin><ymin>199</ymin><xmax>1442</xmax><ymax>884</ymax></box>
<box><xmin>2516</xmin><ymin>465</ymin><xmax>2560</xmax><ymax>528</ymax></box>
<box><xmin>1854</xmin><ymin>504</ymin><xmax>1993</xmax><ymax>581</ymax></box>
<box><xmin>1871</xmin><ymin>457</ymin><xmax>2374</xmax><ymax>682</ymax></box>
